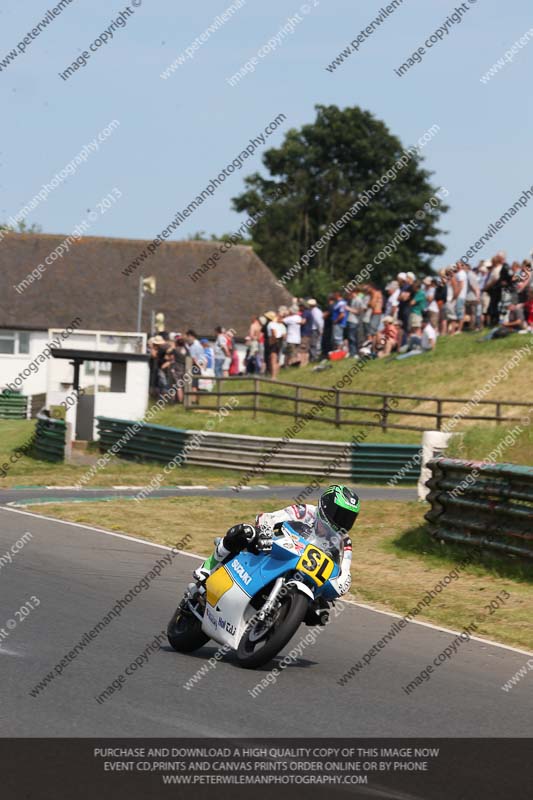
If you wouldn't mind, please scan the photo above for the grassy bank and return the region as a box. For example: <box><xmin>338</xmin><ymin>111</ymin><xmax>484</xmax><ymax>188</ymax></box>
<box><xmin>151</xmin><ymin>331</ymin><xmax>533</xmax><ymax>453</ymax></box>
<box><xmin>26</xmin><ymin>497</ymin><xmax>533</xmax><ymax>652</ymax></box>
<box><xmin>1</xmin><ymin>332</ymin><xmax>530</xmax><ymax>487</ymax></box>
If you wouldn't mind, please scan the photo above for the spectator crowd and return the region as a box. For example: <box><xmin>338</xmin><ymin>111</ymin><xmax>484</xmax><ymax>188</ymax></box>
<box><xmin>149</xmin><ymin>251</ymin><xmax>533</xmax><ymax>393</ymax></box>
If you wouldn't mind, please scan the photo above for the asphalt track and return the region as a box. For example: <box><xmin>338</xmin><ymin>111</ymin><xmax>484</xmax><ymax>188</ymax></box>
<box><xmin>0</xmin><ymin>484</ymin><xmax>417</xmax><ymax>505</ymax></box>
<box><xmin>1</xmin><ymin>504</ymin><xmax>532</xmax><ymax>739</ymax></box>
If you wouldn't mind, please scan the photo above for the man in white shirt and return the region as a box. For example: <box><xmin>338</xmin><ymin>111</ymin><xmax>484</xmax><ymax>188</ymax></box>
<box><xmin>453</xmin><ymin>261</ymin><xmax>468</xmax><ymax>333</ymax></box>
<box><xmin>265</xmin><ymin>311</ymin><xmax>285</xmax><ymax>379</ymax></box>
<box><xmin>282</xmin><ymin>305</ymin><xmax>303</xmax><ymax>366</ymax></box>
<box><xmin>308</xmin><ymin>299</ymin><xmax>324</xmax><ymax>361</ymax></box>
<box><xmin>423</xmin><ymin>276</ymin><xmax>439</xmax><ymax>329</ymax></box>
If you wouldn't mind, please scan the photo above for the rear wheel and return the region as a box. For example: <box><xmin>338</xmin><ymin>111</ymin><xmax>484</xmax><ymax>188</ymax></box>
<box><xmin>237</xmin><ymin>589</ymin><xmax>308</xmax><ymax>669</ymax></box>
<box><xmin>167</xmin><ymin>604</ymin><xmax>210</xmax><ymax>653</ymax></box>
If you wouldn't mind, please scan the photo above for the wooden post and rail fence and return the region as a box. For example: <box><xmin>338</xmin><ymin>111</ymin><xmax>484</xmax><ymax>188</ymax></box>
<box><xmin>183</xmin><ymin>376</ymin><xmax>533</xmax><ymax>433</ymax></box>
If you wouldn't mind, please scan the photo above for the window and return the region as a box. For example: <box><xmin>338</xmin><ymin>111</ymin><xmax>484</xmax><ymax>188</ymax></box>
<box><xmin>18</xmin><ymin>332</ymin><xmax>30</xmax><ymax>353</ymax></box>
<box><xmin>0</xmin><ymin>330</ymin><xmax>30</xmax><ymax>355</ymax></box>
<box><xmin>85</xmin><ymin>360</ymin><xmax>111</xmax><ymax>376</ymax></box>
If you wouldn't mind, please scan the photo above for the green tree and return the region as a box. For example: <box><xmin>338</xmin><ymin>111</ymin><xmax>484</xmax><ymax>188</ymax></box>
<box><xmin>186</xmin><ymin>230</ymin><xmax>253</xmax><ymax>246</ymax></box>
<box><xmin>232</xmin><ymin>105</ymin><xmax>448</xmax><ymax>297</ymax></box>
<box><xmin>0</xmin><ymin>220</ymin><xmax>42</xmax><ymax>234</ymax></box>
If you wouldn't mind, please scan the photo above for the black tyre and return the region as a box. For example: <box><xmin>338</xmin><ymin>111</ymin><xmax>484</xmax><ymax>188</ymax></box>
<box><xmin>167</xmin><ymin>605</ymin><xmax>210</xmax><ymax>653</ymax></box>
<box><xmin>237</xmin><ymin>589</ymin><xmax>309</xmax><ymax>669</ymax></box>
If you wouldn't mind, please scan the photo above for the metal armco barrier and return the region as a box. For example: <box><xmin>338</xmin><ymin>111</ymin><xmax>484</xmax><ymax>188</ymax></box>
<box><xmin>97</xmin><ymin>417</ymin><xmax>421</xmax><ymax>483</ymax></box>
<box><xmin>32</xmin><ymin>416</ymin><xmax>66</xmax><ymax>462</ymax></box>
<box><xmin>425</xmin><ymin>458</ymin><xmax>533</xmax><ymax>559</ymax></box>
<box><xmin>0</xmin><ymin>392</ymin><xmax>30</xmax><ymax>419</ymax></box>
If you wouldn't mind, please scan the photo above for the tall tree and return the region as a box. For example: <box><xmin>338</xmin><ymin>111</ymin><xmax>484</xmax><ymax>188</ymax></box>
<box><xmin>0</xmin><ymin>220</ymin><xmax>42</xmax><ymax>234</ymax></box>
<box><xmin>232</xmin><ymin>105</ymin><xmax>447</xmax><ymax>297</ymax></box>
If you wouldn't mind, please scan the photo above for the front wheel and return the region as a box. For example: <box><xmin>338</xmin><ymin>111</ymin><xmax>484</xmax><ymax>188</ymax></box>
<box><xmin>167</xmin><ymin>604</ymin><xmax>210</xmax><ymax>653</ymax></box>
<box><xmin>237</xmin><ymin>589</ymin><xmax>308</xmax><ymax>669</ymax></box>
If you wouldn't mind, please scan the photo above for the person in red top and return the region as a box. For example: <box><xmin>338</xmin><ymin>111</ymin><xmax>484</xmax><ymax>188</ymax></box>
<box><xmin>524</xmin><ymin>290</ymin><xmax>533</xmax><ymax>327</ymax></box>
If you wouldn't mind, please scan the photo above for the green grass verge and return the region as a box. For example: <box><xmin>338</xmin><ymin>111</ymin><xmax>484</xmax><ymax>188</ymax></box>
<box><xmin>25</xmin><ymin>497</ymin><xmax>533</xmax><ymax>652</ymax></box>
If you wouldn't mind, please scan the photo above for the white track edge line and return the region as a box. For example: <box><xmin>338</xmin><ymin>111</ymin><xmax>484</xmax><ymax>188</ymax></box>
<box><xmin>2</xmin><ymin>504</ymin><xmax>532</xmax><ymax>658</ymax></box>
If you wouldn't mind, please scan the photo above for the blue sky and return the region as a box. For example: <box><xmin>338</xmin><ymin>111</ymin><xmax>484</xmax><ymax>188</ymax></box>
<box><xmin>1</xmin><ymin>0</ymin><xmax>532</xmax><ymax>269</ymax></box>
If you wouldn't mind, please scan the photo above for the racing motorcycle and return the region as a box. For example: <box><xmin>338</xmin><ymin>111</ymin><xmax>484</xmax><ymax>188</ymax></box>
<box><xmin>167</xmin><ymin>519</ymin><xmax>343</xmax><ymax>669</ymax></box>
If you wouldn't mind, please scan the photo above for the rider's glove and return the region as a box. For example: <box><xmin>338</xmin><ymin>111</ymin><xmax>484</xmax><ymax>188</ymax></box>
<box><xmin>223</xmin><ymin>523</ymin><xmax>256</xmax><ymax>553</ymax></box>
<box><xmin>248</xmin><ymin>526</ymin><xmax>273</xmax><ymax>555</ymax></box>
<box><xmin>223</xmin><ymin>523</ymin><xmax>273</xmax><ymax>555</ymax></box>
<box><xmin>192</xmin><ymin>566</ymin><xmax>210</xmax><ymax>583</ymax></box>
<box><xmin>333</xmin><ymin>572</ymin><xmax>352</xmax><ymax>596</ymax></box>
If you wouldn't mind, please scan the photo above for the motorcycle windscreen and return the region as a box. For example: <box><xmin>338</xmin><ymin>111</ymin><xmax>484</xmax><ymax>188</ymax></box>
<box><xmin>202</xmin><ymin>566</ymin><xmax>252</xmax><ymax>647</ymax></box>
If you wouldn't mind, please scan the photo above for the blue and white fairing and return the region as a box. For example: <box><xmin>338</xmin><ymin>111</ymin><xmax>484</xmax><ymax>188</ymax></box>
<box><xmin>201</xmin><ymin>521</ymin><xmax>341</xmax><ymax>649</ymax></box>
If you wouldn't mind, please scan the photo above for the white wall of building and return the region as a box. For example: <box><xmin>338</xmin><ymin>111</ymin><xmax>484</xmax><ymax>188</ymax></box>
<box><xmin>0</xmin><ymin>330</ymin><xmax>49</xmax><ymax>395</ymax></box>
<box><xmin>93</xmin><ymin>360</ymin><xmax>149</xmax><ymax>438</ymax></box>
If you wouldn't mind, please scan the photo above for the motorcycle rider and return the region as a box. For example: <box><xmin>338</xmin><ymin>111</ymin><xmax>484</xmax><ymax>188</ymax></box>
<box><xmin>191</xmin><ymin>484</ymin><xmax>360</xmax><ymax>622</ymax></box>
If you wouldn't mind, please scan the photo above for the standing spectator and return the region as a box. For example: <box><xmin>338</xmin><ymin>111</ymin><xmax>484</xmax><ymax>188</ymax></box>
<box><xmin>359</xmin><ymin>288</ymin><xmax>371</xmax><ymax>344</ymax></box>
<box><xmin>408</xmin><ymin>280</ymin><xmax>427</xmax><ymax>332</ymax></box>
<box><xmin>443</xmin><ymin>268</ymin><xmax>459</xmax><ymax>335</ymax></box>
<box><xmin>308</xmin><ymin>299</ymin><xmax>324</xmax><ymax>362</ymax></box>
<box><xmin>331</xmin><ymin>290</ymin><xmax>348</xmax><ymax>350</ymax></box>
<box><xmin>171</xmin><ymin>337</ymin><xmax>188</xmax><ymax>403</ymax></box>
<box><xmin>185</xmin><ymin>329</ymin><xmax>204</xmax><ymax>404</ymax></box>
<box><xmin>229</xmin><ymin>346</ymin><xmax>240</xmax><ymax>375</ymax></box>
<box><xmin>524</xmin><ymin>289</ymin><xmax>533</xmax><ymax>328</ymax></box>
<box><xmin>397</xmin><ymin>272</ymin><xmax>414</xmax><ymax>343</ymax></box>
<box><xmin>148</xmin><ymin>335</ymin><xmax>165</xmax><ymax>396</ymax></box>
<box><xmin>244</xmin><ymin>336</ymin><xmax>261</xmax><ymax>374</ymax></box>
<box><xmin>160</xmin><ymin>343</ymin><xmax>175</xmax><ymax>395</ymax></box>
<box><xmin>517</xmin><ymin>260</ymin><xmax>532</xmax><ymax>304</ymax></box>
<box><xmin>199</xmin><ymin>338</ymin><xmax>214</xmax><ymax>392</ymax></box>
<box><xmin>454</xmin><ymin>261</ymin><xmax>468</xmax><ymax>333</ymax></box>
<box><xmin>486</xmin><ymin>252</ymin><xmax>505</xmax><ymax>326</ymax></box>
<box><xmin>213</xmin><ymin>326</ymin><xmax>230</xmax><ymax>378</ymax></box>
<box><xmin>200</xmin><ymin>338</ymin><xmax>214</xmax><ymax>370</ymax></box>
<box><xmin>321</xmin><ymin>295</ymin><xmax>335</xmax><ymax>358</ymax></box>
<box><xmin>249</xmin><ymin>316</ymin><xmax>262</xmax><ymax>342</ymax></box>
<box><xmin>423</xmin><ymin>276</ymin><xmax>439</xmax><ymax>329</ymax></box>
<box><xmin>299</xmin><ymin>302</ymin><xmax>314</xmax><ymax>368</ymax></box>
<box><xmin>222</xmin><ymin>328</ymin><xmax>235</xmax><ymax>378</ymax></box>
<box><xmin>282</xmin><ymin>304</ymin><xmax>303</xmax><ymax>366</ymax></box>
<box><xmin>434</xmin><ymin>273</ymin><xmax>448</xmax><ymax>334</ymax></box>
<box><xmin>259</xmin><ymin>315</ymin><xmax>271</xmax><ymax>375</ymax></box>
<box><xmin>265</xmin><ymin>311</ymin><xmax>284</xmax><ymax>379</ymax></box>
<box><xmin>478</xmin><ymin>260</ymin><xmax>491</xmax><ymax>327</ymax></box>
<box><xmin>345</xmin><ymin>290</ymin><xmax>363</xmax><ymax>357</ymax></box>
<box><xmin>464</xmin><ymin>265</ymin><xmax>481</xmax><ymax>331</ymax></box>
<box><xmin>385</xmin><ymin>280</ymin><xmax>400</xmax><ymax>320</ymax></box>
<box><xmin>367</xmin><ymin>283</ymin><xmax>384</xmax><ymax>347</ymax></box>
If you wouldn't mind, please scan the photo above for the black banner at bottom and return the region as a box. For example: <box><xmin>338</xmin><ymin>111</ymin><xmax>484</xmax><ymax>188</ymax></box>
<box><xmin>1</xmin><ymin>738</ymin><xmax>531</xmax><ymax>799</ymax></box>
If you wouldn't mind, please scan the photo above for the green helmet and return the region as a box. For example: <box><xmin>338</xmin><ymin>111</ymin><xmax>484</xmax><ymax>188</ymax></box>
<box><xmin>318</xmin><ymin>484</ymin><xmax>360</xmax><ymax>533</ymax></box>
